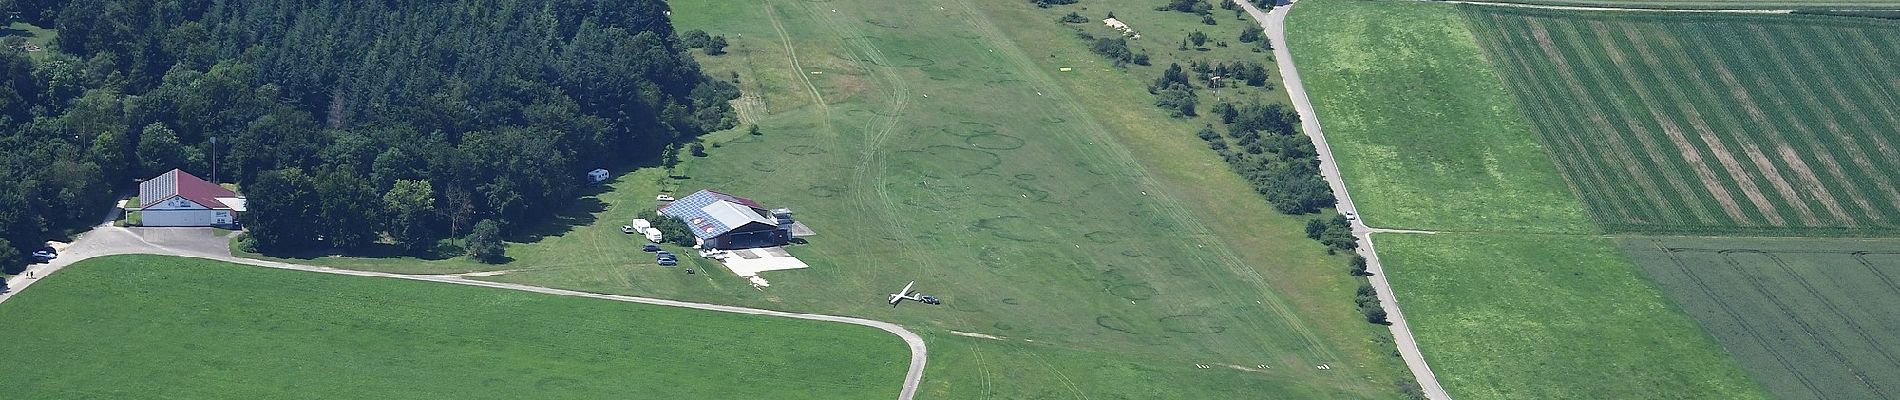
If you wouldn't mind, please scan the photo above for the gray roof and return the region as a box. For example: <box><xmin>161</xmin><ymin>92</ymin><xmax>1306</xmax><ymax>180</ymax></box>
<box><xmin>659</xmin><ymin>190</ymin><xmax>778</xmax><ymax>239</ymax></box>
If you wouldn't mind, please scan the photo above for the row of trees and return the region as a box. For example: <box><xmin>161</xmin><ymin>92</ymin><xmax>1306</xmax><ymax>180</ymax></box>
<box><xmin>0</xmin><ymin>0</ymin><xmax>735</xmax><ymax>269</ymax></box>
<box><xmin>1193</xmin><ymin>101</ymin><xmax>1333</xmax><ymax>214</ymax></box>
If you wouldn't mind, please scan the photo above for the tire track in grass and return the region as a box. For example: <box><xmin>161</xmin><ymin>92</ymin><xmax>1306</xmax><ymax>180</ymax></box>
<box><xmin>1703</xmin><ymin>29</ymin><xmax>1900</xmax><ymax>223</ymax></box>
<box><xmin>1853</xmin><ymin>252</ymin><xmax>1900</xmax><ymax>295</ymax></box>
<box><xmin>1723</xmin><ymin>250</ymin><xmax>1888</xmax><ymax>397</ymax></box>
<box><xmin>768</xmin><ymin>4</ymin><xmax>830</xmax><ymax>121</ymax></box>
<box><xmin>1642</xmin><ymin>27</ymin><xmax>1808</xmax><ymax>226</ymax></box>
<box><xmin>1762</xmin><ymin>252</ymin><xmax>1900</xmax><ymax>377</ymax></box>
<box><xmin>1656</xmin><ymin>244</ymin><xmax>1827</xmax><ymax>398</ymax></box>
<box><xmin>1613</xmin><ymin>24</ymin><xmax>1756</xmax><ymax>225</ymax></box>
<box><xmin>795</xmin><ymin>0</ymin><xmax>921</xmax><ymax>301</ymax></box>
<box><xmin>943</xmin><ymin>0</ymin><xmax>1339</xmax><ymax>364</ymax></box>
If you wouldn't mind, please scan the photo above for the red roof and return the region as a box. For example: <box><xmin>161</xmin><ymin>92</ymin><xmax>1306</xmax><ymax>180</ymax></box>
<box><xmin>140</xmin><ymin>169</ymin><xmax>238</xmax><ymax>209</ymax></box>
<box><xmin>702</xmin><ymin>190</ymin><xmax>766</xmax><ymax>210</ymax></box>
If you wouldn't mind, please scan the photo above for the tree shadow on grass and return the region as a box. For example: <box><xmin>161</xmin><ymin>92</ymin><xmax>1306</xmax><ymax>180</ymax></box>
<box><xmin>506</xmin><ymin>195</ymin><xmax>608</xmax><ymax>244</ymax></box>
<box><xmin>259</xmin><ymin>242</ymin><xmax>460</xmax><ymax>262</ymax></box>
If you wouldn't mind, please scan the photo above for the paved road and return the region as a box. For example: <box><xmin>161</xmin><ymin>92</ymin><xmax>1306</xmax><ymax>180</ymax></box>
<box><xmin>1235</xmin><ymin>1</ymin><xmax>1451</xmax><ymax>398</ymax></box>
<box><xmin>1</xmin><ymin>225</ymin><xmax>928</xmax><ymax>400</ymax></box>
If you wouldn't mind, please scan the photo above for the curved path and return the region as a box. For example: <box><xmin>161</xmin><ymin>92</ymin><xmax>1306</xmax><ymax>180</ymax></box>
<box><xmin>1235</xmin><ymin>1</ymin><xmax>1451</xmax><ymax>398</ymax></box>
<box><xmin>0</xmin><ymin>225</ymin><xmax>927</xmax><ymax>400</ymax></box>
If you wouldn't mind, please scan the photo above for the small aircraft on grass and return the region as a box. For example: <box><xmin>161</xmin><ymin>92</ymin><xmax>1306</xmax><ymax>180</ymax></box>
<box><xmin>887</xmin><ymin>281</ymin><xmax>941</xmax><ymax>307</ymax></box>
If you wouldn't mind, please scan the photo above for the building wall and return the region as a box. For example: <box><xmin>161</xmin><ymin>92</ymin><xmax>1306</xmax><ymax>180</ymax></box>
<box><xmin>708</xmin><ymin>228</ymin><xmax>789</xmax><ymax>250</ymax></box>
<box><xmin>144</xmin><ymin>196</ymin><xmax>210</xmax><ymax>211</ymax></box>
<box><xmin>142</xmin><ymin>210</ymin><xmax>226</xmax><ymax>227</ymax></box>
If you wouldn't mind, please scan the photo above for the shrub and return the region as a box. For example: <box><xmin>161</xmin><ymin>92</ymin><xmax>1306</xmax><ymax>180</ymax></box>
<box><xmin>466</xmin><ymin>219</ymin><xmax>505</xmax><ymax>263</ymax></box>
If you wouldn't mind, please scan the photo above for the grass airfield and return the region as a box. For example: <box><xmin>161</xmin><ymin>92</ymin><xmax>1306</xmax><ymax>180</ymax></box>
<box><xmin>236</xmin><ymin>0</ymin><xmax>1411</xmax><ymax>397</ymax></box>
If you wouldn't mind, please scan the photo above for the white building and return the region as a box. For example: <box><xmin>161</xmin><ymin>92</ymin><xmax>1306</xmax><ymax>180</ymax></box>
<box><xmin>137</xmin><ymin>169</ymin><xmax>245</xmax><ymax>227</ymax></box>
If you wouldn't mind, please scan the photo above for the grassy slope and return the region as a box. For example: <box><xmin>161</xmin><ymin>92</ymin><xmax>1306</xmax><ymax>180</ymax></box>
<box><xmin>1464</xmin><ymin>8</ymin><xmax>1900</xmax><ymax>236</ymax></box>
<box><xmin>1379</xmin><ymin>233</ymin><xmax>1765</xmax><ymax>399</ymax></box>
<box><xmin>1619</xmin><ymin>236</ymin><xmax>1900</xmax><ymax>399</ymax></box>
<box><xmin>0</xmin><ymin>255</ymin><xmax>904</xmax><ymax>399</ymax></box>
<box><xmin>1290</xmin><ymin>0</ymin><xmax>1766</xmax><ymax>398</ymax></box>
<box><xmin>1288</xmin><ymin>0</ymin><xmax>1593</xmax><ymax>233</ymax></box>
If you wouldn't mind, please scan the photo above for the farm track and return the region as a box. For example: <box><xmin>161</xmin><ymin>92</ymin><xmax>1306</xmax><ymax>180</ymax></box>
<box><xmin>1240</xmin><ymin>1</ymin><xmax>1447</xmax><ymax>398</ymax></box>
<box><xmin>1463</xmin><ymin>7</ymin><xmax>1900</xmax><ymax>235</ymax></box>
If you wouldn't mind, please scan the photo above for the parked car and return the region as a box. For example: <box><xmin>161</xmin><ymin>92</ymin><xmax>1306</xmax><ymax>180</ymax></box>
<box><xmin>642</xmin><ymin>243</ymin><xmax>661</xmax><ymax>252</ymax></box>
<box><xmin>29</xmin><ymin>248</ymin><xmax>57</xmax><ymax>262</ymax></box>
<box><xmin>656</xmin><ymin>250</ymin><xmax>673</xmax><ymax>259</ymax></box>
<box><xmin>655</xmin><ymin>194</ymin><xmax>676</xmax><ymax>201</ymax></box>
<box><xmin>621</xmin><ymin>225</ymin><xmax>636</xmax><ymax>234</ymax></box>
<box><xmin>1343</xmin><ymin>211</ymin><xmax>1358</xmax><ymax>221</ymax></box>
<box><xmin>657</xmin><ymin>256</ymin><xmax>678</xmax><ymax>266</ymax></box>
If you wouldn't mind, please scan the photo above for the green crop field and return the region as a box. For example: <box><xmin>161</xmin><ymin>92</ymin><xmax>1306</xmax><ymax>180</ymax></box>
<box><xmin>233</xmin><ymin>0</ymin><xmax>1412</xmax><ymax>397</ymax></box>
<box><xmin>1465</xmin><ymin>7</ymin><xmax>1900</xmax><ymax>236</ymax></box>
<box><xmin>1378</xmin><ymin>233</ymin><xmax>1766</xmax><ymax>399</ymax></box>
<box><xmin>1286</xmin><ymin>0</ymin><xmax>1595</xmax><ymax>234</ymax></box>
<box><xmin>1292</xmin><ymin>0</ymin><xmax>1769</xmax><ymax>398</ymax></box>
<box><xmin>0</xmin><ymin>255</ymin><xmax>905</xmax><ymax>399</ymax></box>
<box><xmin>1621</xmin><ymin>236</ymin><xmax>1900</xmax><ymax>399</ymax></box>
<box><xmin>1458</xmin><ymin>0</ymin><xmax>1900</xmax><ymax>10</ymax></box>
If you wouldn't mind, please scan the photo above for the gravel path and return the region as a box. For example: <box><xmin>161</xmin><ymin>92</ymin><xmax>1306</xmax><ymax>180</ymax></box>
<box><xmin>0</xmin><ymin>225</ymin><xmax>928</xmax><ymax>400</ymax></box>
<box><xmin>1235</xmin><ymin>1</ymin><xmax>1451</xmax><ymax>398</ymax></box>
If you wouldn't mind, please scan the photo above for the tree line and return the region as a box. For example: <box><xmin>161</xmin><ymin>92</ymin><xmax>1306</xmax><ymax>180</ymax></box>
<box><xmin>0</xmin><ymin>0</ymin><xmax>735</xmax><ymax>270</ymax></box>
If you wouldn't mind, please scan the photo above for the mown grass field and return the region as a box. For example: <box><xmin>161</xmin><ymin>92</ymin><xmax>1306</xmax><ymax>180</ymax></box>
<box><xmin>1292</xmin><ymin>0</ymin><xmax>1769</xmax><ymax>398</ymax></box>
<box><xmin>1285</xmin><ymin>0</ymin><xmax>1595</xmax><ymax>233</ymax></box>
<box><xmin>236</xmin><ymin>0</ymin><xmax>1410</xmax><ymax>397</ymax></box>
<box><xmin>1378</xmin><ymin>233</ymin><xmax>1766</xmax><ymax>399</ymax></box>
<box><xmin>1465</xmin><ymin>8</ymin><xmax>1900</xmax><ymax>236</ymax></box>
<box><xmin>0</xmin><ymin>255</ymin><xmax>905</xmax><ymax>399</ymax></box>
<box><xmin>1620</xmin><ymin>236</ymin><xmax>1900</xmax><ymax>399</ymax></box>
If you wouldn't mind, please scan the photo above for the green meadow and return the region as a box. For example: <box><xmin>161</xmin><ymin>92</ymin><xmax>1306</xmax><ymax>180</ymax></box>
<box><xmin>0</xmin><ymin>255</ymin><xmax>905</xmax><ymax>399</ymax></box>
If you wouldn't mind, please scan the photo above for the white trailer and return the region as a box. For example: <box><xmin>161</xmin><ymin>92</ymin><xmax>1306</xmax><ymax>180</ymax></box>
<box><xmin>644</xmin><ymin>227</ymin><xmax>663</xmax><ymax>243</ymax></box>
